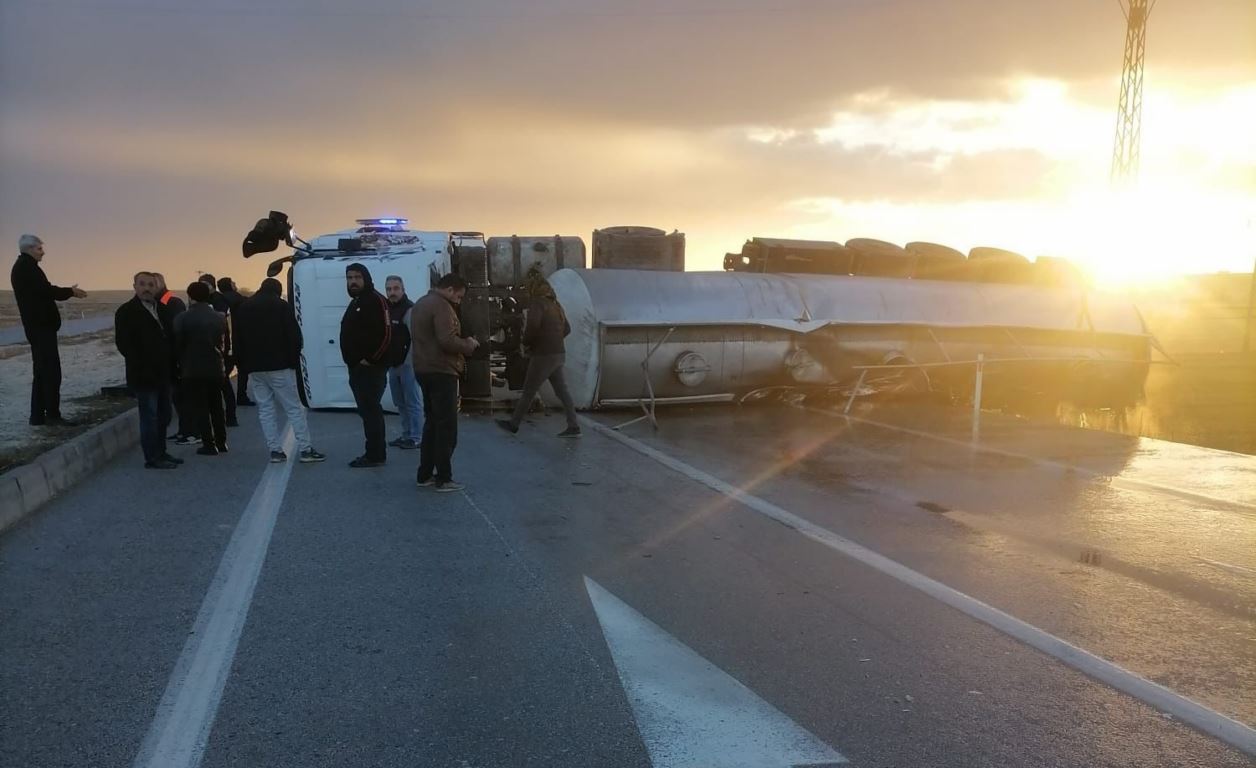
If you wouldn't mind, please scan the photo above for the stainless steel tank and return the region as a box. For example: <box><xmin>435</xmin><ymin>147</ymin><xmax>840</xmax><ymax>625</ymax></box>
<box><xmin>549</xmin><ymin>269</ymin><xmax>1151</xmax><ymax>410</ymax></box>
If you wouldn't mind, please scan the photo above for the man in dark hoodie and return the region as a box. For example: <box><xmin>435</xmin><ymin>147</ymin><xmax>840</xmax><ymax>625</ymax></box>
<box><xmin>174</xmin><ymin>281</ymin><xmax>229</xmax><ymax>456</ymax></box>
<box><xmin>384</xmin><ymin>275</ymin><xmax>422</xmax><ymax>450</ymax></box>
<box><xmin>234</xmin><ymin>278</ymin><xmax>325</xmax><ymax>464</ymax></box>
<box><xmin>340</xmin><ymin>263</ymin><xmax>392</xmax><ymax>467</ymax></box>
<box><xmin>411</xmin><ymin>273</ymin><xmax>478</xmax><ymax>492</ymax></box>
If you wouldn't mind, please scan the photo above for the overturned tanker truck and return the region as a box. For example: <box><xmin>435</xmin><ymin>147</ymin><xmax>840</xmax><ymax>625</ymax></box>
<box><xmin>241</xmin><ymin>213</ymin><xmax>1152</xmax><ymax>411</ymax></box>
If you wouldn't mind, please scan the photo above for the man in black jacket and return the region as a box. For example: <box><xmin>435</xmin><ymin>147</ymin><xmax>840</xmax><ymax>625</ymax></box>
<box><xmin>384</xmin><ymin>275</ymin><xmax>422</xmax><ymax>450</ymax></box>
<box><xmin>10</xmin><ymin>234</ymin><xmax>88</xmax><ymax>426</ymax></box>
<box><xmin>234</xmin><ymin>278</ymin><xmax>325</xmax><ymax>464</ymax></box>
<box><xmin>217</xmin><ymin>276</ymin><xmax>254</xmax><ymax>406</ymax></box>
<box><xmin>174</xmin><ymin>281</ymin><xmax>229</xmax><ymax>456</ymax></box>
<box><xmin>115</xmin><ymin>271</ymin><xmax>181</xmax><ymax>469</ymax></box>
<box><xmin>198</xmin><ymin>273</ymin><xmax>237</xmax><ymax>425</ymax></box>
<box><xmin>340</xmin><ymin>262</ymin><xmax>391</xmax><ymax>467</ymax></box>
<box><xmin>152</xmin><ymin>272</ymin><xmax>194</xmax><ymax>441</ymax></box>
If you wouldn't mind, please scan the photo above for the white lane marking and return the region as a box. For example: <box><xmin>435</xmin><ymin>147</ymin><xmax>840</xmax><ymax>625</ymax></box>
<box><xmin>132</xmin><ymin>427</ymin><xmax>296</xmax><ymax>768</ymax></box>
<box><xmin>584</xmin><ymin>577</ymin><xmax>846</xmax><ymax>768</ymax></box>
<box><xmin>805</xmin><ymin>407</ymin><xmax>1256</xmax><ymax>516</ymax></box>
<box><xmin>1193</xmin><ymin>556</ymin><xmax>1256</xmax><ymax>578</ymax></box>
<box><xmin>582</xmin><ymin>417</ymin><xmax>1256</xmax><ymax>758</ymax></box>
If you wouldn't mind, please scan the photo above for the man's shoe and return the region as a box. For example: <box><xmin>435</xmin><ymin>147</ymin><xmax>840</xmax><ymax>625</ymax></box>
<box><xmin>226</xmin><ymin>418</ymin><xmax>240</xmax><ymax>428</ymax></box>
<box><xmin>299</xmin><ymin>448</ymin><xmax>326</xmax><ymax>464</ymax></box>
<box><xmin>145</xmin><ymin>460</ymin><xmax>178</xmax><ymax>469</ymax></box>
<box><xmin>196</xmin><ymin>445</ymin><xmax>220</xmax><ymax>456</ymax></box>
<box><xmin>167</xmin><ymin>432</ymin><xmax>181</xmax><ymax>441</ymax></box>
<box><xmin>29</xmin><ymin>417</ymin><xmax>46</xmax><ymax>426</ymax></box>
<box><xmin>348</xmin><ymin>456</ymin><xmax>385</xmax><ymax>468</ymax></box>
<box><xmin>388</xmin><ymin>437</ymin><xmax>406</xmax><ymax>448</ymax></box>
<box><xmin>495</xmin><ymin>419</ymin><xmax>518</xmax><ymax>435</ymax></box>
<box><xmin>175</xmin><ymin>435</ymin><xmax>201</xmax><ymax>446</ymax></box>
<box><xmin>270</xmin><ymin>451</ymin><xmax>288</xmax><ymax>463</ymax></box>
<box><xmin>416</xmin><ymin>476</ymin><xmax>435</xmax><ymax>488</ymax></box>
<box><xmin>434</xmin><ymin>481</ymin><xmax>464</xmax><ymax>493</ymax></box>
<box><xmin>399</xmin><ymin>438</ymin><xmax>420</xmax><ymax>450</ymax></box>
<box><xmin>216</xmin><ymin>444</ymin><xmax>229</xmax><ymax>453</ymax></box>
<box><xmin>557</xmin><ymin>427</ymin><xmax>582</xmax><ymax>438</ymax></box>
<box><xmin>160</xmin><ymin>454</ymin><xmax>185</xmax><ymax>465</ymax></box>
<box><xmin>238</xmin><ymin>398</ymin><xmax>256</xmax><ymax>407</ymax></box>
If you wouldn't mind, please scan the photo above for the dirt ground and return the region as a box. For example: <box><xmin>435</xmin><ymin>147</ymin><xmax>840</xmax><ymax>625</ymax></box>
<box><xmin>0</xmin><ymin>289</ymin><xmax>134</xmax><ymax>330</ymax></box>
<box><xmin>0</xmin><ymin>330</ymin><xmax>132</xmax><ymax>472</ymax></box>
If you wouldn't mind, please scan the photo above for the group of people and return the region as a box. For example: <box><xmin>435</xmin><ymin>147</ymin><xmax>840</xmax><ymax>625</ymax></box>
<box><xmin>114</xmin><ymin>270</ymin><xmax>326</xmax><ymax>469</ymax></box>
<box><xmin>338</xmin><ymin>261</ymin><xmax>582</xmax><ymax>493</ymax></box>
<box><xmin>11</xmin><ymin>234</ymin><xmax>584</xmax><ymax>490</ymax></box>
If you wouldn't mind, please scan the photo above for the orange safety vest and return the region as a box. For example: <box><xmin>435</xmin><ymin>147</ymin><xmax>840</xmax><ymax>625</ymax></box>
<box><xmin>159</xmin><ymin>290</ymin><xmax>173</xmax><ymax>305</ymax></box>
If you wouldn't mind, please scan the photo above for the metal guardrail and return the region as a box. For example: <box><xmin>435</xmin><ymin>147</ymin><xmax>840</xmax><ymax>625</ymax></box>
<box><xmin>844</xmin><ymin>353</ymin><xmax>1165</xmax><ymax>442</ymax></box>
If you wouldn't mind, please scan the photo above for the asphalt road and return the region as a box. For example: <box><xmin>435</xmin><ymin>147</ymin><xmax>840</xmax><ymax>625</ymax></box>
<box><xmin>1</xmin><ymin>401</ymin><xmax>1253</xmax><ymax>767</ymax></box>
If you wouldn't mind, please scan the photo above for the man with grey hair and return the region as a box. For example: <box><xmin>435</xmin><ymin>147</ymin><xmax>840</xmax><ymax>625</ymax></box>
<box><xmin>10</xmin><ymin>234</ymin><xmax>88</xmax><ymax>426</ymax></box>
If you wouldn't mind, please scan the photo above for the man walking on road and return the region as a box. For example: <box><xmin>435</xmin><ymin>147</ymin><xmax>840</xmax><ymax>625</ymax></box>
<box><xmin>174</xmin><ymin>281</ymin><xmax>229</xmax><ymax>456</ymax></box>
<box><xmin>496</xmin><ymin>267</ymin><xmax>581</xmax><ymax>438</ymax></box>
<box><xmin>115</xmin><ymin>272</ymin><xmax>181</xmax><ymax>469</ymax></box>
<box><xmin>384</xmin><ymin>275</ymin><xmax>422</xmax><ymax>451</ymax></box>
<box><xmin>412</xmin><ymin>273</ymin><xmax>478</xmax><ymax>492</ymax></box>
<box><xmin>234</xmin><ymin>278</ymin><xmax>325</xmax><ymax>464</ymax></box>
<box><xmin>340</xmin><ymin>263</ymin><xmax>392</xmax><ymax>468</ymax></box>
<box><xmin>10</xmin><ymin>234</ymin><xmax>88</xmax><ymax>427</ymax></box>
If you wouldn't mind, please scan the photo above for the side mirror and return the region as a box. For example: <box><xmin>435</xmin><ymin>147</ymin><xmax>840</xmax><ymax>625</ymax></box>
<box><xmin>242</xmin><ymin>210</ymin><xmax>294</xmax><ymax>258</ymax></box>
<box><xmin>266</xmin><ymin>259</ymin><xmax>288</xmax><ymax>278</ymax></box>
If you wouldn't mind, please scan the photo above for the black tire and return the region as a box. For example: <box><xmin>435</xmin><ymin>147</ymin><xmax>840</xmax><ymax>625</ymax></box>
<box><xmin>847</xmin><ymin>238</ymin><xmax>913</xmax><ymax>278</ymax></box>
<box><xmin>905</xmin><ymin>241</ymin><xmax>966</xmax><ymax>280</ymax></box>
<box><xmin>968</xmin><ymin>246</ymin><xmax>1033</xmax><ymax>284</ymax></box>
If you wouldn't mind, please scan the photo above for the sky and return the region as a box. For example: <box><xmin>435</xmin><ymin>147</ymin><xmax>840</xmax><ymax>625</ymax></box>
<box><xmin>2</xmin><ymin>0</ymin><xmax>1254</xmax><ymax>290</ymax></box>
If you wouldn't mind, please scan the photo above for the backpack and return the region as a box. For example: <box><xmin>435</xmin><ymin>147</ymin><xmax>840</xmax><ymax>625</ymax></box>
<box><xmin>383</xmin><ymin>308</ymin><xmax>412</xmax><ymax>368</ymax></box>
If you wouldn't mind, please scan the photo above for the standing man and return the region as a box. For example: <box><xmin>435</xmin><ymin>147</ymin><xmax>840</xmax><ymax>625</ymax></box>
<box><xmin>153</xmin><ymin>273</ymin><xmax>187</xmax><ymax>317</ymax></box>
<box><xmin>384</xmin><ymin>275</ymin><xmax>422</xmax><ymax>450</ymax></box>
<box><xmin>217</xmin><ymin>276</ymin><xmax>254</xmax><ymax>406</ymax></box>
<box><xmin>340</xmin><ymin>263</ymin><xmax>391</xmax><ymax>468</ymax></box>
<box><xmin>197</xmin><ymin>273</ymin><xmax>237</xmax><ymax>426</ymax></box>
<box><xmin>234</xmin><ymin>278</ymin><xmax>326</xmax><ymax>464</ymax></box>
<box><xmin>412</xmin><ymin>273</ymin><xmax>478</xmax><ymax>492</ymax></box>
<box><xmin>496</xmin><ymin>267</ymin><xmax>581</xmax><ymax>438</ymax></box>
<box><xmin>174</xmin><ymin>281</ymin><xmax>229</xmax><ymax>456</ymax></box>
<box><xmin>10</xmin><ymin>234</ymin><xmax>88</xmax><ymax>427</ymax></box>
<box><xmin>115</xmin><ymin>272</ymin><xmax>181</xmax><ymax>469</ymax></box>
<box><xmin>152</xmin><ymin>272</ymin><xmax>193</xmax><ymax>442</ymax></box>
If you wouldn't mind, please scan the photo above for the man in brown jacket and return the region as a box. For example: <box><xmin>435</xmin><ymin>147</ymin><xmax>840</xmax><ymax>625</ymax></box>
<box><xmin>411</xmin><ymin>273</ymin><xmax>478</xmax><ymax>492</ymax></box>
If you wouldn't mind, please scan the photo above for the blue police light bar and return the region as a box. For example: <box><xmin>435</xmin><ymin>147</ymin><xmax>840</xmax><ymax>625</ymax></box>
<box><xmin>356</xmin><ymin>217</ymin><xmax>408</xmax><ymax>227</ymax></box>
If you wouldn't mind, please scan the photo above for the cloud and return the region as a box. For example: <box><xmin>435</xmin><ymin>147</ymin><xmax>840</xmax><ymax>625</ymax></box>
<box><xmin>2</xmin><ymin>0</ymin><xmax>1254</xmax><ymax>285</ymax></box>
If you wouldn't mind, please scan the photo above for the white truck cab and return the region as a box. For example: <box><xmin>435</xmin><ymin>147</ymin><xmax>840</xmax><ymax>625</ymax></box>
<box><xmin>285</xmin><ymin>218</ymin><xmax>452</xmax><ymax>409</ymax></box>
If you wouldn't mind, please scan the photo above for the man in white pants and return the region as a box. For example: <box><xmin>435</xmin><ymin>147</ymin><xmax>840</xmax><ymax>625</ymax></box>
<box><xmin>232</xmin><ymin>278</ymin><xmax>326</xmax><ymax>463</ymax></box>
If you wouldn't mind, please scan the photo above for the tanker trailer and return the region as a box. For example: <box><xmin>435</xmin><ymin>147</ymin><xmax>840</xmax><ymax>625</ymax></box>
<box><xmin>548</xmin><ymin>268</ymin><xmax>1152</xmax><ymax>410</ymax></box>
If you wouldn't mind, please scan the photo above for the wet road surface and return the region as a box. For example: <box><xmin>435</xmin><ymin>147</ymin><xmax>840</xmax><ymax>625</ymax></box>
<box><xmin>2</xmin><ymin>401</ymin><xmax>1253</xmax><ymax>767</ymax></box>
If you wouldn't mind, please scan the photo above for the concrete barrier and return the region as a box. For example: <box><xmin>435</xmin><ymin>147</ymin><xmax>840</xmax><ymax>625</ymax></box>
<box><xmin>0</xmin><ymin>407</ymin><xmax>138</xmax><ymax>536</ymax></box>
